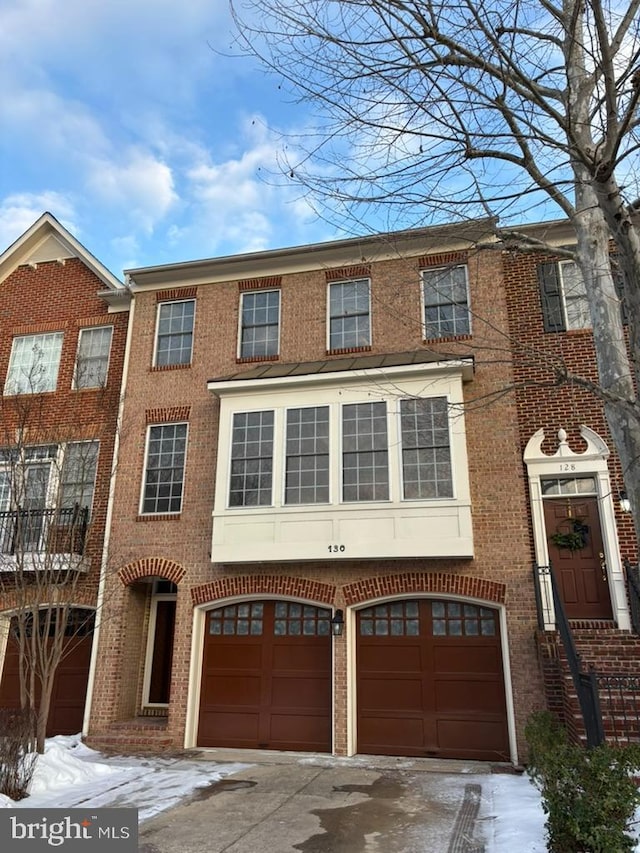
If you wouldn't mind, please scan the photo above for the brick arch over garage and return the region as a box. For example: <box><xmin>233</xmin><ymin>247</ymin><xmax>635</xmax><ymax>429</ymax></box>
<box><xmin>191</xmin><ymin>575</ymin><xmax>336</xmax><ymax>607</ymax></box>
<box><xmin>118</xmin><ymin>557</ymin><xmax>187</xmax><ymax>587</ymax></box>
<box><xmin>342</xmin><ymin>573</ymin><xmax>506</xmax><ymax>607</ymax></box>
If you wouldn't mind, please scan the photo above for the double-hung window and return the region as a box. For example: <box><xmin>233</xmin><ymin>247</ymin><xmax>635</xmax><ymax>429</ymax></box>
<box><xmin>285</xmin><ymin>407</ymin><xmax>330</xmax><ymax>504</ymax></box>
<box><xmin>538</xmin><ymin>260</ymin><xmax>590</xmax><ymax>331</ymax></box>
<box><xmin>240</xmin><ymin>290</ymin><xmax>280</xmax><ymax>358</ymax></box>
<box><xmin>141</xmin><ymin>424</ymin><xmax>188</xmax><ymax>514</ymax></box>
<box><xmin>342</xmin><ymin>402</ymin><xmax>389</xmax><ymax>501</ymax></box>
<box><xmin>328</xmin><ymin>279</ymin><xmax>371</xmax><ymax>350</ymax></box>
<box><xmin>400</xmin><ymin>398</ymin><xmax>453</xmax><ymax>498</ymax></box>
<box><xmin>60</xmin><ymin>441</ymin><xmax>99</xmax><ymax>515</ymax></box>
<box><xmin>74</xmin><ymin>327</ymin><xmax>113</xmax><ymax>389</ymax></box>
<box><xmin>5</xmin><ymin>332</ymin><xmax>64</xmax><ymax>395</ymax></box>
<box><xmin>229</xmin><ymin>411</ymin><xmax>274</xmax><ymax>507</ymax></box>
<box><xmin>154</xmin><ymin>300</ymin><xmax>195</xmax><ymax>367</ymax></box>
<box><xmin>422</xmin><ymin>265</ymin><xmax>470</xmax><ymax>339</ymax></box>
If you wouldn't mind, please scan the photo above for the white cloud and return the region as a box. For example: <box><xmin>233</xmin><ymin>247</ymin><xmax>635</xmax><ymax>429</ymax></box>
<box><xmin>86</xmin><ymin>150</ymin><xmax>178</xmax><ymax>234</ymax></box>
<box><xmin>0</xmin><ymin>193</ymin><xmax>78</xmax><ymax>250</ymax></box>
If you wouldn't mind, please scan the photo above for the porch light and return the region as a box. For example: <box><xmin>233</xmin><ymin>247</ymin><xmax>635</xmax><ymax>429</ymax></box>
<box><xmin>331</xmin><ymin>609</ymin><xmax>344</xmax><ymax>637</ymax></box>
<box><xmin>620</xmin><ymin>491</ymin><xmax>632</xmax><ymax>514</ymax></box>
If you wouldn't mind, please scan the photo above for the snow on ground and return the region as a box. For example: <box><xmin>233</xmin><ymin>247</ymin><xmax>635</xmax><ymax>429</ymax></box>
<box><xmin>0</xmin><ymin>734</ymin><xmax>250</xmax><ymax>821</ymax></box>
<box><xmin>0</xmin><ymin>736</ymin><xmax>638</xmax><ymax>851</ymax></box>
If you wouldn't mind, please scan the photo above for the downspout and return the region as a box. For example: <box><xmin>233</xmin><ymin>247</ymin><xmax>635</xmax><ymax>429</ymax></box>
<box><xmin>82</xmin><ymin>288</ymin><xmax>136</xmax><ymax>737</ymax></box>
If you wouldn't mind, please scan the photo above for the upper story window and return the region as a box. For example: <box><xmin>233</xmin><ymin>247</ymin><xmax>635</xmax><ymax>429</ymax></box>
<box><xmin>141</xmin><ymin>423</ymin><xmax>188</xmax><ymax>514</ymax></box>
<box><xmin>74</xmin><ymin>326</ymin><xmax>113</xmax><ymax>389</ymax></box>
<box><xmin>229</xmin><ymin>411</ymin><xmax>274</xmax><ymax>507</ymax></box>
<box><xmin>400</xmin><ymin>398</ymin><xmax>453</xmax><ymax>498</ymax></box>
<box><xmin>5</xmin><ymin>332</ymin><xmax>64</xmax><ymax>395</ymax></box>
<box><xmin>422</xmin><ymin>265</ymin><xmax>470</xmax><ymax>339</ymax></box>
<box><xmin>60</xmin><ymin>441</ymin><xmax>99</xmax><ymax>515</ymax></box>
<box><xmin>239</xmin><ymin>290</ymin><xmax>280</xmax><ymax>359</ymax></box>
<box><xmin>342</xmin><ymin>402</ymin><xmax>389</xmax><ymax>501</ymax></box>
<box><xmin>225</xmin><ymin>395</ymin><xmax>453</xmax><ymax>508</ymax></box>
<box><xmin>328</xmin><ymin>279</ymin><xmax>371</xmax><ymax>350</ymax></box>
<box><xmin>538</xmin><ymin>260</ymin><xmax>590</xmax><ymax>331</ymax></box>
<box><xmin>154</xmin><ymin>300</ymin><xmax>195</xmax><ymax>367</ymax></box>
<box><xmin>285</xmin><ymin>406</ymin><xmax>329</xmax><ymax>504</ymax></box>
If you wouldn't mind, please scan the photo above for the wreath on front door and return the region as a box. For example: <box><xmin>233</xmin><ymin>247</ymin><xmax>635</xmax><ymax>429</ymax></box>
<box><xmin>549</xmin><ymin>518</ymin><xmax>590</xmax><ymax>551</ymax></box>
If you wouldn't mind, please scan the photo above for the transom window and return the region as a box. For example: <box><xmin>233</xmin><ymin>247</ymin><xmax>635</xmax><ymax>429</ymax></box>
<box><xmin>541</xmin><ymin>476</ymin><xmax>597</xmax><ymax>496</ymax></box>
<box><xmin>240</xmin><ymin>290</ymin><xmax>280</xmax><ymax>359</ymax></box>
<box><xmin>422</xmin><ymin>265</ymin><xmax>470</xmax><ymax>339</ymax></box>
<box><xmin>285</xmin><ymin>407</ymin><xmax>330</xmax><ymax>504</ymax></box>
<box><xmin>74</xmin><ymin>326</ymin><xmax>113</xmax><ymax>389</ymax></box>
<box><xmin>229</xmin><ymin>411</ymin><xmax>274</xmax><ymax>507</ymax></box>
<box><xmin>328</xmin><ymin>279</ymin><xmax>371</xmax><ymax>350</ymax></box>
<box><xmin>342</xmin><ymin>402</ymin><xmax>389</xmax><ymax>501</ymax></box>
<box><xmin>155</xmin><ymin>300</ymin><xmax>195</xmax><ymax>367</ymax></box>
<box><xmin>141</xmin><ymin>423</ymin><xmax>188</xmax><ymax>514</ymax></box>
<box><xmin>5</xmin><ymin>332</ymin><xmax>64</xmax><ymax>395</ymax></box>
<box><xmin>400</xmin><ymin>398</ymin><xmax>453</xmax><ymax>498</ymax></box>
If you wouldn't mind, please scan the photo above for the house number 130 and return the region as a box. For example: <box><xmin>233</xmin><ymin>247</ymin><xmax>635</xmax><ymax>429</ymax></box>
<box><xmin>328</xmin><ymin>544</ymin><xmax>346</xmax><ymax>553</ymax></box>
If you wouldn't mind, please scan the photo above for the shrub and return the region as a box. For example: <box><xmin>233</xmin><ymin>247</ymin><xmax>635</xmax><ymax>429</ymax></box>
<box><xmin>525</xmin><ymin>711</ymin><xmax>640</xmax><ymax>852</ymax></box>
<box><xmin>0</xmin><ymin>707</ymin><xmax>38</xmax><ymax>800</ymax></box>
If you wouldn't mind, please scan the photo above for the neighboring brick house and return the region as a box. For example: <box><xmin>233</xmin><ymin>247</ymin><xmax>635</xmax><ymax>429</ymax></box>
<box><xmin>87</xmin><ymin>220</ymin><xmax>549</xmax><ymax>763</ymax></box>
<box><xmin>0</xmin><ymin>213</ymin><xmax>130</xmax><ymax>736</ymax></box>
<box><xmin>502</xmin><ymin>220</ymin><xmax>639</xmax><ymax>740</ymax></box>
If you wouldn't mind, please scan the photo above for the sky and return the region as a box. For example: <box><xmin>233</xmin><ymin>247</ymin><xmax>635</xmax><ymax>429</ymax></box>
<box><xmin>0</xmin><ymin>0</ymin><xmax>339</xmax><ymax>280</ymax></box>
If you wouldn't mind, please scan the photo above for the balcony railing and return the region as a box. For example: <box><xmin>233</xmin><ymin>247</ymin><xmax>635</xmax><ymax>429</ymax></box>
<box><xmin>0</xmin><ymin>505</ymin><xmax>89</xmax><ymax>557</ymax></box>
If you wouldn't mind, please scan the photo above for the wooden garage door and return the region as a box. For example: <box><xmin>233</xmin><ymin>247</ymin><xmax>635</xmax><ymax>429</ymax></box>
<box><xmin>357</xmin><ymin>600</ymin><xmax>509</xmax><ymax>761</ymax></box>
<box><xmin>198</xmin><ymin>601</ymin><xmax>332</xmax><ymax>752</ymax></box>
<box><xmin>0</xmin><ymin>609</ymin><xmax>94</xmax><ymax>736</ymax></box>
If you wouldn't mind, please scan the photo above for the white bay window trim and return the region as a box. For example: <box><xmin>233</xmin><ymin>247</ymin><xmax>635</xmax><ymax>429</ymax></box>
<box><xmin>209</xmin><ymin>359</ymin><xmax>473</xmax><ymax>562</ymax></box>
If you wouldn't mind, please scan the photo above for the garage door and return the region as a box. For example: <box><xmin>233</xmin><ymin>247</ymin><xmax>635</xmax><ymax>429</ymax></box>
<box><xmin>198</xmin><ymin>601</ymin><xmax>332</xmax><ymax>752</ymax></box>
<box><xmin>357</xmin><ymin>599</ymin><xmax>509</xmax><ymax>760</ymax></box>
<box><xmin>0</xmin><ymin>609</ymin><xmax>94</xmax><ymax>736</ymax></box>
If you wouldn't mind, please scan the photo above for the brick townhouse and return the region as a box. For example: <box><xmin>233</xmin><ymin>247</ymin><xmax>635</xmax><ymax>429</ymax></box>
<box><xmin>86</xmin><ymin>219</ymin><xmax>551</xmax><ymax>763</ymax></box>
<box><xmin>0</xmin><ymin>213</ymin><xmax>130</xmax><ymax>735</ymax></box>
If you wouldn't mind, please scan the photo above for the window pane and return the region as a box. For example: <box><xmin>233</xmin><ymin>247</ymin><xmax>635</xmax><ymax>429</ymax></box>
<box><xmin>342</xmin><ymin>402</ymin><xmax>388</xmax><ymax>501</ymax></box>
<box><xmin>155</xmin><ymin>301</ymin><xmax>195</xmax><ymax>366</ymax></box>
<box><xmin>229</xmin><ymin>411</ymin><xmax>274</xmax><ymax>507</ymax></box>
<box><xmin>5</xmin><ymin>332</ymin><xmax>64</xmax><ymax>395</ymax></box>
<box><xmin>60</xmin><ymin>441</ymin><xmax>99</xmax><ymax>516</ymax></box>
<box><xmin>285</xmin><ymin>407</ymin><xmax>330</xmax><ymax>504</ymax></box>
<box><xmin>75</xmin><ymin>327</ymin><xmax>113</xmax><ymax>388</ymax></box>
<box><xmin>142</xmin><ymin>423</ymin><xmax>187</xmax><ymax>514</ymax></box>
<box><xmin>559</xmin><ymin>262</ymin><xmax>590</xmax><ymax>330</ymax></box>
<box><xmin>240</xmin><ymin>291</ymin><xmax>280</xmax><ymax>358</ymax></box>
<box><xmin>422</xmin><ymin>266</ymin><xmax>470</xmax><ymax>340</ymax></box>
<box><xmin>329</xmin><ymin>280</ymin><xmax>371</xmax><ymax>349</ymax></box>
<box><xmin>401</xmin><ymin>398</ymin><xmax>453</xmax><ymax>499</ymax></box>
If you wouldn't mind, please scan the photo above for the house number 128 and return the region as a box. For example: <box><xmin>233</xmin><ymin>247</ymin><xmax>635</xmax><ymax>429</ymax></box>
<box><xmin>328</xmin><ymin>544</ymin><xmax>346</xmax><ymax>553</ymax></box>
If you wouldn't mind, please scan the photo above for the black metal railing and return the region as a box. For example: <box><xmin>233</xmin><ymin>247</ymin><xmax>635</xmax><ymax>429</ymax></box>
<box><xmin>0</xmin><ymin>505</ymin><xmax>89</xmax><ymax>556</ymax></box>
<box><xmin>624</xmin><ymin>559</ymin><xmax>640</xmax><ymax>635</ymax></box>
<box><xmin>596</xmin><ymin>674</ymin><xmax>640</xmax><ymax>747</ymax></box>
<box><xmin>534</xmin><ymin>563</ymin><xmax>605</xmax><ymax>747</ymax></box>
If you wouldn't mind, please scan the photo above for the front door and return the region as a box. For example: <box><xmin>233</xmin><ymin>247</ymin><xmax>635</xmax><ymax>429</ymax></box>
<box><xmin>544</xmin><ymin>495</ymin><xmax>612</xmax><ymax>619</ymax></box>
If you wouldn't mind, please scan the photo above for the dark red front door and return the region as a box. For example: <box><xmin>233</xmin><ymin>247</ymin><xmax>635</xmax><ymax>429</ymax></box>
<box><xmin>198</xmin><ymin>601</ymin><xmax>332</xmax><ymax>752</ymax></box>
<box><xmin>544</xmin><ymin>496</ymin><xmax>612</xmax><ymax>619</ymax></box>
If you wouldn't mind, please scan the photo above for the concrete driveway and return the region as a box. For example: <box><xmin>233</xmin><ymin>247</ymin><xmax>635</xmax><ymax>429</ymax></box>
<box><xmin>139</xmin><ymin>749</ymin><xmax>507</xmax><ymax>853</ymax></box>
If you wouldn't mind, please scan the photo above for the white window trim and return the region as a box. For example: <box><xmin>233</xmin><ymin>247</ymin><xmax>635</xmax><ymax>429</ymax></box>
<box><xmin>237</xmin><ymin>289</ymin><xmax>281</xmax><ymax>360</ymax></box>
<box><xmin>73</xmin><ymin>325</ymin><xmax>114</xmax><ymax>390</ymax></box>
<box><xmin>139</xmin><ymin>422</ymin><xmax>189</xmax><ymax>516</ymax></box>
<box><xmin>152</xmin><ymin>299</ymin><xmax>196</xmax><ymax>368</ymax></box>
<box><xmin>524</xmin><ymin>425</ymin><xmax>629</xmax><ymax>630</ymax></box>
<box><xmin>326</xmin><ymin>278</ymin><xmax>372</xmax><ymax>352</ymax></box>
<box><xmin>420</xmin><ymin>264</ymin><xmax>471</xmax><ymax>340</ymax></box>
<box><xmin>5</xmin><ymin>331</ymin><xmax>64</xmax><ymax>396</ymax></box>
<box><xmin>281</xmin><ymin>403</ymin><xmax>332</xmax><ymax>507</ymax></box>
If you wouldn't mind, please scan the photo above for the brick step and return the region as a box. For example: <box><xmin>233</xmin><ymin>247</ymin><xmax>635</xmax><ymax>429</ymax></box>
<box><xmin>86</xmin><ymin>716</ymin><xmax>173</xmax><ymax>753</ymax></box>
